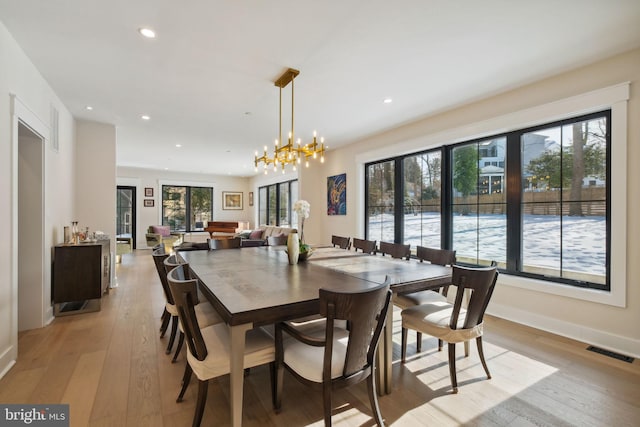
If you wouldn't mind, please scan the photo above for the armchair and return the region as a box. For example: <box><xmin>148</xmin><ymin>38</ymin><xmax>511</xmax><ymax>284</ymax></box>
<box><xmin>146</xmin><ymin>225</ymin><xmax>183</xmax><ymax>251</ymax></box>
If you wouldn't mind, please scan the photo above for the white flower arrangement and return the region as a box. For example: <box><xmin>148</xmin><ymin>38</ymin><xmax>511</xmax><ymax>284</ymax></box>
<box><xmin>293</xmin><ymin>199</ymin><xmax>310</xmax><ymax>219</ymax></box>
<box><xmin>293</xmin><ymin>200</ymin><xmax>311</xmax><ymax>252</ymax></box>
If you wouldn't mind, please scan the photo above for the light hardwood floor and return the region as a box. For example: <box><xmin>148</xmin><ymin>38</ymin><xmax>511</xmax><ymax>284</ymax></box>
<box><xmin>2</xmin><ymin>250</ymin><xmax>639</xmax><ymax>426</ymax></box>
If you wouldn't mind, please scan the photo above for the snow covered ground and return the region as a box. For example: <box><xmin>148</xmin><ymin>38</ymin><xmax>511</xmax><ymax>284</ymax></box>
<box><xmin>368</xmin><ymin>212</ymin><xmax>606</xmax><ymax>276</ymax></box>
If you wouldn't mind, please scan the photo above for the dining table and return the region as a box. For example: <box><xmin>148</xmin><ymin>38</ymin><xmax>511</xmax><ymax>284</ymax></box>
<box><xmin>178</xmin><ymin>245</ymin><xmax>452</xmax><ymax>427</ymax></box>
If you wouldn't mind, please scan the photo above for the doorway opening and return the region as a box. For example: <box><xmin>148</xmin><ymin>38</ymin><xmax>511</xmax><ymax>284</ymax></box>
<box><xmin>18</xmin><ymin>121</ymin><xmax>44</xmax><ymax>332</ymax></box>
<box><xmin>116</xmin><ymin>186</ymin><xmax>136</xmax><ymax>263</ymax></box>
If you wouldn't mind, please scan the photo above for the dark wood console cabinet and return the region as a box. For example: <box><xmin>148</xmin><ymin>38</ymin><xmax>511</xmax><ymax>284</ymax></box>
<box><xmin>52</xmin><ymin>240</ymin><xmax>110</xmax><ymax>315</ymax></box>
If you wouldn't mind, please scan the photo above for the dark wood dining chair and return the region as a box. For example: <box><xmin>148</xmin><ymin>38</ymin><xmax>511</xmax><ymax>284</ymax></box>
<box><xmin>163</xmin><ymin>255</ymin><xmax>222</xmax><ymax>362</ymax></box>
<box><xmin>207</xmin><ymin>236</ymin><xmax>241</xmax><ymax>250</ymax></box>
<box><xmin>395</xmin><ymin>246</ymin><xmax>456</xmax><ymax>352</ymax></box>
<box><xmin>401</xmin><ymin>264</ymin><xmax>498</xmax><ymax>393</ymax></box>
<box><xmin>378</xmin><ymin>241</ymin><xmax>410</xmax><ymax>260</ymax></box>
<box><xmin>168</xmin><ymin>266</ymin><xmax>275</xmax><ymax>427</ymax></box>
<box><xmin>331</xmin><ymin>235</ymin><xmax>351</xmax><ymax>250</ymax></box>
<box><xmin>352</xmin><ymin>237</ymin><xmax>377</xmax><ymax>254</ymax></box>
<box><xmin>152</xmin><ymin>248</ymin><xmax>171</xmax><ymax>339</ymax></box>
<box><xmin>275</xmin><ymin>279</ymin><xmax>392</xmax><ymax>426</ymax></box>
<box><xmin>152</xmin><ymin>247</ymin><xmax>178</xmax><ymax>354</ymax></box>
<box><xmin>267</xmin><ymin>235</ymin><xmax>288</xmax><ymax>246</ymax></box>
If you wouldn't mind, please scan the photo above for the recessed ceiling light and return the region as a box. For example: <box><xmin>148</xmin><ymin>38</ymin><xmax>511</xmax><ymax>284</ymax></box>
<box><xmin>176</xmin><ymin>144</ymin><xmax>182</xmax><ymax>148</ymax></box>
<box><xmin>383</xmin><ymin>98</ymin><xmax>393</xmax><ymax>104</ymax></box>
<box><xmin>85</xmin><ymin>105</ymin><xmax>93</xmax><ymax>111</ymax></box>
<box><xmin>139</xmin><ymin>28</ymin><xmax>156</xmax><ymax>38</ymax></box>
<box><xmin>141</xmin><ymin>115</ymin><xmax>150</xmax><ymax>120</ymax></box>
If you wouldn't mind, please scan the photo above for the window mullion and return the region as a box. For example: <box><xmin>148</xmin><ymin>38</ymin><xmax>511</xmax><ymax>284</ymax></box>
<box><xmin>506</xmin><ymin>132</ymin><xmax>521</xmax><ymax>272</ymax></box>
<box><xmin>441</xmin><ymin>146</ymin><xmax>452</xmax><ymax>250</ymax></box>
<box><xmin>395</xmin><ymin>158</ymin><xmax>404</xmax><ymax>244</ymax></box>
<box><xmin>185</xmin><ymin>187</ymin><xmax>191</xmax><ymax>231</ymax></box>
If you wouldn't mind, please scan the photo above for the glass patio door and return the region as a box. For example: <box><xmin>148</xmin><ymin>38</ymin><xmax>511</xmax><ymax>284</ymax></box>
<box><xmin>116</xmin><ymin>186</ymin><xmax>136</xmax><ymax>248</ymax></box>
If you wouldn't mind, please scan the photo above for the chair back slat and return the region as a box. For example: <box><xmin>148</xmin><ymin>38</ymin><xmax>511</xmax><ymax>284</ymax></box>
<box><xmin>319</xmin><ymin>279</ymin><xmax>391</xmax><ymax>377</ymax></box>
<box><xmin>450</xmin><ymin>265</ymin><xmax>498</xmax><ymax>330</ymax></box>
<box><xmin>352</xmin><ymin>238</ymin><xmax>377</xmax><ymax>254</ymax></box>
<box><xmin>378</xmin><ymin>241</ymin><xmax>410</xmax><ymax>260</ymax></box>
<box><xmin>167</xmin><ymin>265</ymin><xmax>208</xmax><ymax>361</ymax></box>
<box><xmin>152</xmin><ymin>248</ymin><xmax>173</xmax><ymax>304</ymax></box>
<box><xmin>331</xmin><ymin>235</ymin><xmax>351</xmax><ymax>250</ymax></box>
<box><xmin>267</xmin><ymin>235</ymin><xmax>288</xmax><ymax>246</ymax></box>
<box><xmin>416</xmin><ymin>246</ymin><xmax>456</xmax><ymax>266</ymax></box>
<box><xmin>208</xmin><ymin>237</ymin><xmax>242</xmax><ymax>250</ymax></box>
<box><xmin>416</xmin><ymin>246</ymin><xmax>456</xmax><ymax>296</ymax></box>
<box><xmin>163</xmin><ymin>255</ymin><xmax>198</xmax><ymax>303</ymax></box>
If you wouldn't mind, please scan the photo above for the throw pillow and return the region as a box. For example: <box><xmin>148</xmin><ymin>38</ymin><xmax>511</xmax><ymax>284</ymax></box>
<box><xmin>239</xmin><ymin>230</ymin><xmax>252</xmax><ymax>239</ymax></box>
<box><xmin>249</xmin><ymin>229</ymin><xmax>263</xmax><ymax>240</ymax></box>
<box><xmin>152</xmin><ymin>225</ymin><xmax>171</xmax><ymax>237</ymax></box>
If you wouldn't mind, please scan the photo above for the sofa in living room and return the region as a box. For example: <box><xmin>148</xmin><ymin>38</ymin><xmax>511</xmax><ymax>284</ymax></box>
<box><xmin>173</xmin><ymin>224</ymin><xmax>297</xmax><ymax>251</ymax></box>
<box><xmin>145</xmin><ymin>225</ymin><xmax>183</xmax><ymax>251</ymax></box>
<box><xmin>237</xmin><ymin>225</ymin><xmax>297</xmax><ymax>247</ymax></box>
<box><xmin>174</xmin><ymin>224</ymin><xmax>297</xmax><ymax>251</ymax></box>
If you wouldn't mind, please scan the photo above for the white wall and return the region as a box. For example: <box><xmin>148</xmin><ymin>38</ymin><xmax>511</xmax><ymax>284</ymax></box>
<box><xmin>76</xmin><ymin>120</ymin><xmax>117</xmax><ymax>256</ymax></box>
<box><xmin>0</xmin><ymin>21</ymin><xmax>76</xmax><ymax>377</ymax></box>
<box><xmin>117</xmin><ymin>167</ymin><xmax>253</xmax><ymax>249</ymax></box>
<box><xmin>301</xmin><ymin>48</ymin><xmax>640</xmax><ymax>358</ymax></box>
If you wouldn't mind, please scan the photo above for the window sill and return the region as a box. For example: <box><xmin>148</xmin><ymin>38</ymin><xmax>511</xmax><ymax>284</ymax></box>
<box><xmin>499</xmin><ymin>272</ymin><xmax>624</xmax><ymax>308</ymax></box>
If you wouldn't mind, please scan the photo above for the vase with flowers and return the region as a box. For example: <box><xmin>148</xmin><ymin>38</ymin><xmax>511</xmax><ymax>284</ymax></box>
<box><xmin>292</xmin><ymin>199</ymin><xmax>312</xmax><ymax>261</ymax></box>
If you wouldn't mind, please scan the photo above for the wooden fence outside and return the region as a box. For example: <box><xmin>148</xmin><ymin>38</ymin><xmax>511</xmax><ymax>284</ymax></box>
<box><xmin>412</xmin><ymin>187</ymin><xmax>606</xmax><ymax>216</ymax></box>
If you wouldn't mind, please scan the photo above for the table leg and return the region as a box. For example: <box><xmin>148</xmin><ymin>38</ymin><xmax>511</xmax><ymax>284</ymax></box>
<box><xmin>230</xmin><ymin>323</ymin><xmax>252</xmax><ymax>427</ymax></box>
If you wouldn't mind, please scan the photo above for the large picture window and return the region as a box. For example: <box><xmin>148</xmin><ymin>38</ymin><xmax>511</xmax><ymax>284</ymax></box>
<box><xmin>451</xmin><ymin>137</ymin><xmax>507</xmax><ymax>266</ymax></box>
<box><xmin>162</xmin><ymin>185</ymin><xmax>213</xmax><ymax>232</ymax></box>
<box><xmin>403</xmin><ymin>152</ymin><xmax>442</xmax><ymax>249</ymax></box>
<box><xmin>365</xmin><ymin>110</ymin><xmax>610</xmax><ymax>290</ymax></box>
<box><xmin>519</xmin><ymin>114</ymin><xmax>608</xmax><ymax>285</ymax></box>
<box><xmin>366</xmin><ymin>160</ymin><xmax>395</xmax><ymax>243</ymax></box>
<box><xmin>258</xmin><ymin>179</ymin><xmax>298</xmax><ymax>227</ymax></box>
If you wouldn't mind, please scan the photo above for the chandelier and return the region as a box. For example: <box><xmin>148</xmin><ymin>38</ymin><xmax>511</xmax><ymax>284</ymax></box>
<box><xmin>254</xmin><ymin>68</ymin><xmax>326</xmax><ymax>174</ymax></box>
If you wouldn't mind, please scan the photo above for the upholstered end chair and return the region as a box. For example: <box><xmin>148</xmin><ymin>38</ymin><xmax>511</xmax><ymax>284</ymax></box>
<box><xmin>146</xmin><ymin>225</ymin><xmax>184</xmax><ymax>251</ymax></box>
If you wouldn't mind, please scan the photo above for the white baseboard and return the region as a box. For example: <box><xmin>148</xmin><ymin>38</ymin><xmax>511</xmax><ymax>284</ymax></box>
<box><xmin>488</xmin><ymin>302</ymin><xmax>640</xmax><ymax>359</ymax></box>
<box><xmin>45</xmin><ymin>305</ymin><xmax>54</xmax><ymax>326</ymax></box>
<box><xmin>0</xmin><ymin>345</ymin><xmax>16</xmax><ymax>380</ymax></box>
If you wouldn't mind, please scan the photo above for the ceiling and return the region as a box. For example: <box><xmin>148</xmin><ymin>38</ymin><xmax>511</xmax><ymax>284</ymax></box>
<box><xmin>1</xmin><ymin>1</ymin><xmax>639</xmax><ymax>177</ymax></box>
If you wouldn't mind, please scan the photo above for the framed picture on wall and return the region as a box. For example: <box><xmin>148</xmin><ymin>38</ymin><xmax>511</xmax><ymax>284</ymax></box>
<box><xmin>145</xmin><ymin>187</ymin><xmax>154</xmax><ymax>197</ymax></box>
<box><xmin>223</xmin><ymin>191</ymin><xmax>243</xmax><ymax>210</ymax></box>
<box><xmin>327</xmin><ymin>173</ymin><xmax>347</xmax><ymax>215</ymax></box>
<box><xmin>249</xmin><ymin>191</ymin><xmax>254</xmax><ymax>206</ymax></box>
<box><xmin>144</xmin><ymin>199</ymin><xmax>154</xmax><ymax>207</ymax></box>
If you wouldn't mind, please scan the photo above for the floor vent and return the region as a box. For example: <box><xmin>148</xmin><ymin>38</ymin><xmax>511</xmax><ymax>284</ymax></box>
<box><xmin>586</xmin><ymin>346</ymin><xmax>634</xmax><ymax>363</ymax></box>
